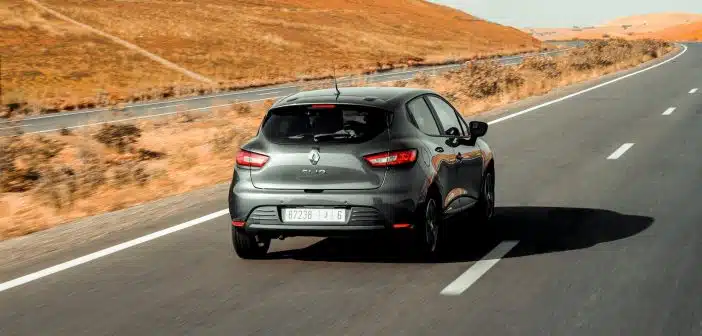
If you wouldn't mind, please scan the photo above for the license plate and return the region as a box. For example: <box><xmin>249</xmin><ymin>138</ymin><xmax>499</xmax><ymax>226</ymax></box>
<box><xmin>282</xmin><ymin>208</ymin><xmax>346</xmax><ymax>223</ymax></box>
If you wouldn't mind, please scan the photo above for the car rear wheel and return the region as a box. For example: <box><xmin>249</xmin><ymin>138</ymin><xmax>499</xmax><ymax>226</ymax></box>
<box><xmin>414</xmin><ymin>196</ymin><xmax>445</xmax><ymax>258</ymax></box>
<box><xmin>232</xmin><ymin>226</ymin><xmax>271</xmax><ymax>259</ymax></box>
<box><xmin>476</xmin><ymin>170</ymin><xmax>495</xmax><ymax>223</ymax></box>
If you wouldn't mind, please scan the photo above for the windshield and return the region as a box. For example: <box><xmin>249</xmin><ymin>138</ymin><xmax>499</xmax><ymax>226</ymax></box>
<box><xmin>261</xmin><ymin>104</ymin><xmax>390</xmax><ymax>144</ymax></box>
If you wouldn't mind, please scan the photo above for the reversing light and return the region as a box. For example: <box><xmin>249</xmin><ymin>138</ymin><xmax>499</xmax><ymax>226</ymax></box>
<box><xmin>236</xmin><ymin>149</ymin><xmax>269</xmax><ymax>168</ymax></box>
<box><xmin>364</xmin><ymin>149</ymin><xmax>418</xmax><ymax>167</ymax></box>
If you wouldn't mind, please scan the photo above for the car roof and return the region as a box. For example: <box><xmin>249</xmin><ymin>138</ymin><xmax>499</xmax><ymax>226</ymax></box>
<box><xmin>270</xmin><ymin>86</ymin><xmax>436</xmax><ymax>110</ymax></box>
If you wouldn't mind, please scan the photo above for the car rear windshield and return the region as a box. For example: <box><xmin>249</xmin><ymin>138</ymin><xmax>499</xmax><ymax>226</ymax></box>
<box><xmin>261</xmin><ymin>104</ymin><xmax>390</xmax><ymax>144</ymax></box>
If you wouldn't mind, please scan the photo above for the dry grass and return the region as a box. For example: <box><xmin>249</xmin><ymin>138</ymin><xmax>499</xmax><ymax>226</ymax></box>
<box><xmin>0</xmin><ymin>39</ymin><xmax>674</xmax><ymax>240</ymax></box>
<box><xmin>384</xmin><ymin>39</ymin><xmax>674</xmax><ymax>115</ymax></box>
<box><xmin>0</xmin><ymin>102</ymin><xmax>265</xmax><ymax>239</ymax></box>
<box><xmin>1</xmin><ymin>0</ymin><xmax>541</xmax><ymax>117</ymax></box>
<box><xmin>0</xmin><ymin>0</ymin><xmax>199</xmax><ymax>117</ymax></box>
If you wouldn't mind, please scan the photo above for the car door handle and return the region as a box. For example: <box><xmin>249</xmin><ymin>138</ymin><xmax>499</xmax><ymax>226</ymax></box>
<box><xmin>435</xmin><ymin>147</ymin><xmax>444</xmax><ymax>153</ymax></box>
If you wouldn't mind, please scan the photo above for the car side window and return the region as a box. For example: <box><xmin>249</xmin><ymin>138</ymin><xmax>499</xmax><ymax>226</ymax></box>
<box><xmin>458</xmin><ymin>115</ymin><xmax>470</xmax><ymax>136</ymax></box>
<box><xmin>427</xmin><ymin>96</ymin><xmax>463</xmax><ymax>135</ymax></box>
<box><xmin>407</xmin><ymin>96</ymin><xmax>441</xmax><ymax>136</ymax></box>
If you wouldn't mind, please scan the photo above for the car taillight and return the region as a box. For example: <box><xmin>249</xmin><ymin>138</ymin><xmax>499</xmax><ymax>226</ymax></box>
<box><xmin>364</xmin><ymin>149</ymin><xmax>418</xmax><ymax>167</ymax></box>
<box><xmin>309</xmin><ymin>104</ymin><xmax>336</xmax><ymax>109</ymax></box>
<box><xmin>236</xmin><ymin>149</ymin><xmax>269</xmax><ymax>168</ymax></box>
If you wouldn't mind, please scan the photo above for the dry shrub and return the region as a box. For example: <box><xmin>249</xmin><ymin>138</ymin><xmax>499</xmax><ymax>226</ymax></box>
<box><xmin>443</xmin><ymin>61</ymin><xmax>525</xmax><ymax>100</ymax></box>
<box><xmin>634</xmin><ymin>39</ymin><xmax>672</xmax><ymax>58</ymax></box>
<box><xmin>93</xmin><ymin>124</ymin><xmax>142</xmax><ymax>153</ymax></box>
<box><xmin>262</xmin><ymin>98</ymin><xmax>276</xmax><ymax>111</ymax></box>
<box><xmin>520</xmin><ymin>56</ymin><xmax>563</xmax><ymax>79</ymax></box>
<box><xmin>231</xmin><ymin>103</ymin><xmax>253</xmax><ymax>116</ymax></box>
<box><xmin>393</xmin><ymin>80</ymin><xmax>409</xmax><ymax>87</ymax></box>
<box><xmin>137</xmin><ymin>148</ymin><xmax>166</xmax><ymax>161</ymax></box>
<box><xmin>31</xmin><ymin>162</ymin><xmax>106</xmax><ymax>210</ymax></box>
<box><xmin>27</xmin><ymin>143</ymin><xmax>107</xmax><ymax>210</ymax></box>
<box><xmin>0</xmin><ymin>135</ymin><xmax>64</xmax><ymax>192</ymax></box>
<box><xmin>411</xmin><ymin>38</ymin><xmax>673</xmax><ymax>116</ymax></box>
<box><xmin>109</xmin><ymin>162</ymin><xmax>149</xmax><ymax>188</ymax></box>
<box><xmin>76</xmin><ymin>164</ymin><xmax>108</xmax><ymax>198</ymax></box>
<box><xmin>169</xmin><ymin>150</ymin><xmax>198</xmax><ymax>170</ymax></box>
<box><xmin>566</xmin><ymin>39</ymin><xmax>671</xmax><ymax>72</ymax></box>
<box><xmin>411</xmin><ymin>72</ymin><xmax>432</xmax><ymax>86</ymax></box>
<box><xmin>0</xmin><ymin>128</ymin><xmax>163</xmax><ymax>215</ymax></box>
<box><xmin>176</xmin><ymin>113</ymin><xmax>197</xmax><ymax>123</ymax></box>
<box><xmin>32</xmin><ymin>165</ymin><xmax>79</xmax><ymax>210</ymax></box>
<box><xmin>59</xmin><ymin>127</ymin><xmax>73</xmax><ymax>136</ymax></box>
<box><xmin>30</xmin><ymin>160</ymin><xmax>149</xmax><ymax>210</ymax></box>
<box><xmin>210</xmin><ymin>127</ymin><xmax>241</xmax><ymax>155</ymax></box>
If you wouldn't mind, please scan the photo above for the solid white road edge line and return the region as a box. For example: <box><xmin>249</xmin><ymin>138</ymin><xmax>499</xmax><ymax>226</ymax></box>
<box><xmin>440</xmin><ymin>241</ymin><xmax>520</xmax><ymax>296</ymax></box>
<box><xmin>690</xmin><ymin>88</ymin><xmax>698</xmax><ymax>94</ymax></box>
<box><xmin>662</xmin><ymin>107</ymin><xmax>676</xmax><ymax>115</ymax></box>
<box><xmin>607</xmin><ymin>143</ymin><xmax>635</xmax><ymax>160</ymax></box>
<box><xmin>487</xmin><ymin>44</ymin><xmax>688</xmax><ymax>125</ymax></box>
<box><xmin>0</xmin><ymin>44</ymin><xmax>684</xmax><ymax>293</ymax></box>
<box><xmin>0</xmin><ymin>209</ymin><xmax>229</xmax><ymax>293</ymax></box>
<box><xmin>152</xmin><ymin>104</ymin><xmax>185</xmax><ymax>111</ymax></box>
<box><xmin>0</xmin><ymin>124</ymin><xmax>31</xmax><ymax>130</ymax></box>
<box><xmin>15</xmin><ymin>86</ymin><xmax>291</xmax><ymax>122</ymax></box>
<box><xmin>23</xmin><ymin>97</ymin><xmax>284</xmax><ymax>135</ymax></box>
<box><xmin>257</xmin><ymin>91</ymin><xmax>282</xmax><ymax>96</ymax></box>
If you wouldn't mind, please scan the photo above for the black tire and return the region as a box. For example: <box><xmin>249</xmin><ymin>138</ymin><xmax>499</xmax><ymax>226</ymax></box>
<box><xmin>413</xmin><ymin>195</ymin><xmax>447</xmax><ymax>259</ymax></box>
<box><xmin>231</xmin><ymin>226</ymin><xmax>271</xmax><ymax>259</ymax></box>
<box><xmin>474</xmin><ymin>169</ymin><xmax>496</xmax><ymax>224</ymax></box>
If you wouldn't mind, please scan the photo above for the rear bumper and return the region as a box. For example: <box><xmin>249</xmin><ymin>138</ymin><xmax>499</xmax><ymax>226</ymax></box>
<box><xmin>229</xmin><ymin>182</ymin><xmax>422</xmax><ymax>237</ymax></box>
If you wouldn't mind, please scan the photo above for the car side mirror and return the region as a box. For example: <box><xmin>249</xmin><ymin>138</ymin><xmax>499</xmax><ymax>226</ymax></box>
<box><xmin>469</xmin><ymin>121</ymin><xmax>488</xmax><ymax>138</ymax></box>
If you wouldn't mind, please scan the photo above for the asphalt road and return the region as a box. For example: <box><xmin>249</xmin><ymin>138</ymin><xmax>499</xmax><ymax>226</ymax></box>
<box><xmin>0</xmin><ymin>41</ymin><xmax>582</xmax><ymax>136</ymax></box>
<box><xmin>1</xmin><ymin>43</ymin><xmax>701</xmax><ymax>335</ymax></box>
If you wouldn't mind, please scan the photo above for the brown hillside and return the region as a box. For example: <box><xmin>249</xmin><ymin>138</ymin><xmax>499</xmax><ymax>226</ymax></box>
<box><xmin>645</xmin><ymin>20</ymin><xmax>702</xmax><ymax>41</ymax></box>
<box><xmin>2</xmin><ymin>0</ymin><xmax>541</xmax><ymax>115</ymax></box>
<box><xmin>526</xmin><ymin>12</ymin><xmax>702</xmax><ymax>41</ymax></box>
<box><xmin>603</xmin><ymin>12</ymin><xmax>702</xmax><ymax>28</ymax></box>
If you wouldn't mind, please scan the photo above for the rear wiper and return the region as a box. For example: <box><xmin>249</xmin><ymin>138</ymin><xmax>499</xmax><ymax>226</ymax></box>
<box><xmin>313</xmin><ymin>132</ymin><xmax>355</xmax><ymax>142</ymax></box>
<box><xmin>288</xmin><ymin>133</ymin><xmax>313</xmax><ymax>139</ymax></box>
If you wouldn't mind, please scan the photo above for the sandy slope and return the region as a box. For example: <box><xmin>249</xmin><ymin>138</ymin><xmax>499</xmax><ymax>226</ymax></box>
<box><xmin>2</xmin><ymin>0</ymin><xmax>540</xmax><ymax>113</ymax></box>
<box><xmin>644</xmin><ymin>20</ymin><xmax>702</xmax><ymax>41</ymax></box>
<box><xmin>524</xmin><ymin>12</ymin><xmax>702</xmax><ymax>41</ymax></box>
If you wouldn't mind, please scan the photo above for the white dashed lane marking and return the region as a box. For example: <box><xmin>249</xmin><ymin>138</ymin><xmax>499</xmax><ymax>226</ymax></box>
<box><xmin>662</xmin><ymin>107</ymin><xmax>676</xmax><ymax>115</ymax></box>
<box><xmin>607</xmin><ymin>143</ymin><xmax>635</xmax><ymax>160</ymax></box>
<box><xmin>440</xmin><ymin>241</ymin><xmax>520</xmax><ymax>296</ymax></box>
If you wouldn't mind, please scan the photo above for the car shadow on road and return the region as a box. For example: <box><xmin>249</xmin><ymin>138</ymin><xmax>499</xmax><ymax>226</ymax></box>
<box><xmin>265</xmin><ymin>206</ymin><xmax>654</xmax><ymax>263</ymax></box>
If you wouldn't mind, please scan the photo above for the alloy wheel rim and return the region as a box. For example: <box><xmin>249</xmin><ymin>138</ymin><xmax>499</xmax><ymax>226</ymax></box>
<box><xmin>425</xmin><ymin>199</ymin><xmax>438</xmax><ymax>252</ymax></box>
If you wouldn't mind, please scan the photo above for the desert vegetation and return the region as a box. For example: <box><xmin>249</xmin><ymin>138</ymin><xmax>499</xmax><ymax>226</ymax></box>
<box><xmin>410</xmin><ymin>38</ymin><xmax>674</xmax><ymax>115</ymax></box>
<box><xmin>0</xmin><ymin>38</ymin><xmax>675</xmax><ymax>240</ymax></box>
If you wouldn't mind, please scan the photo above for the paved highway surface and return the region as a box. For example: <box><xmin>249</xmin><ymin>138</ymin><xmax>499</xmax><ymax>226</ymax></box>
<box><xmin>0</xmin><ymin>41</ymin><xmax>582</xmax><ymax>136</ymax></box>
<box><xmin>1</xmin><ymin>43</ymin><xmax>701</xmax><ymax>335</ymax></box>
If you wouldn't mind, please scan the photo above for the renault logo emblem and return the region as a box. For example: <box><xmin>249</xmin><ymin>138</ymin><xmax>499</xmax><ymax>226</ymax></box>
<box><xmin>308</xmin><ymin>149</ymin><xmax>320</xmax><ymax>165</ymax></box>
